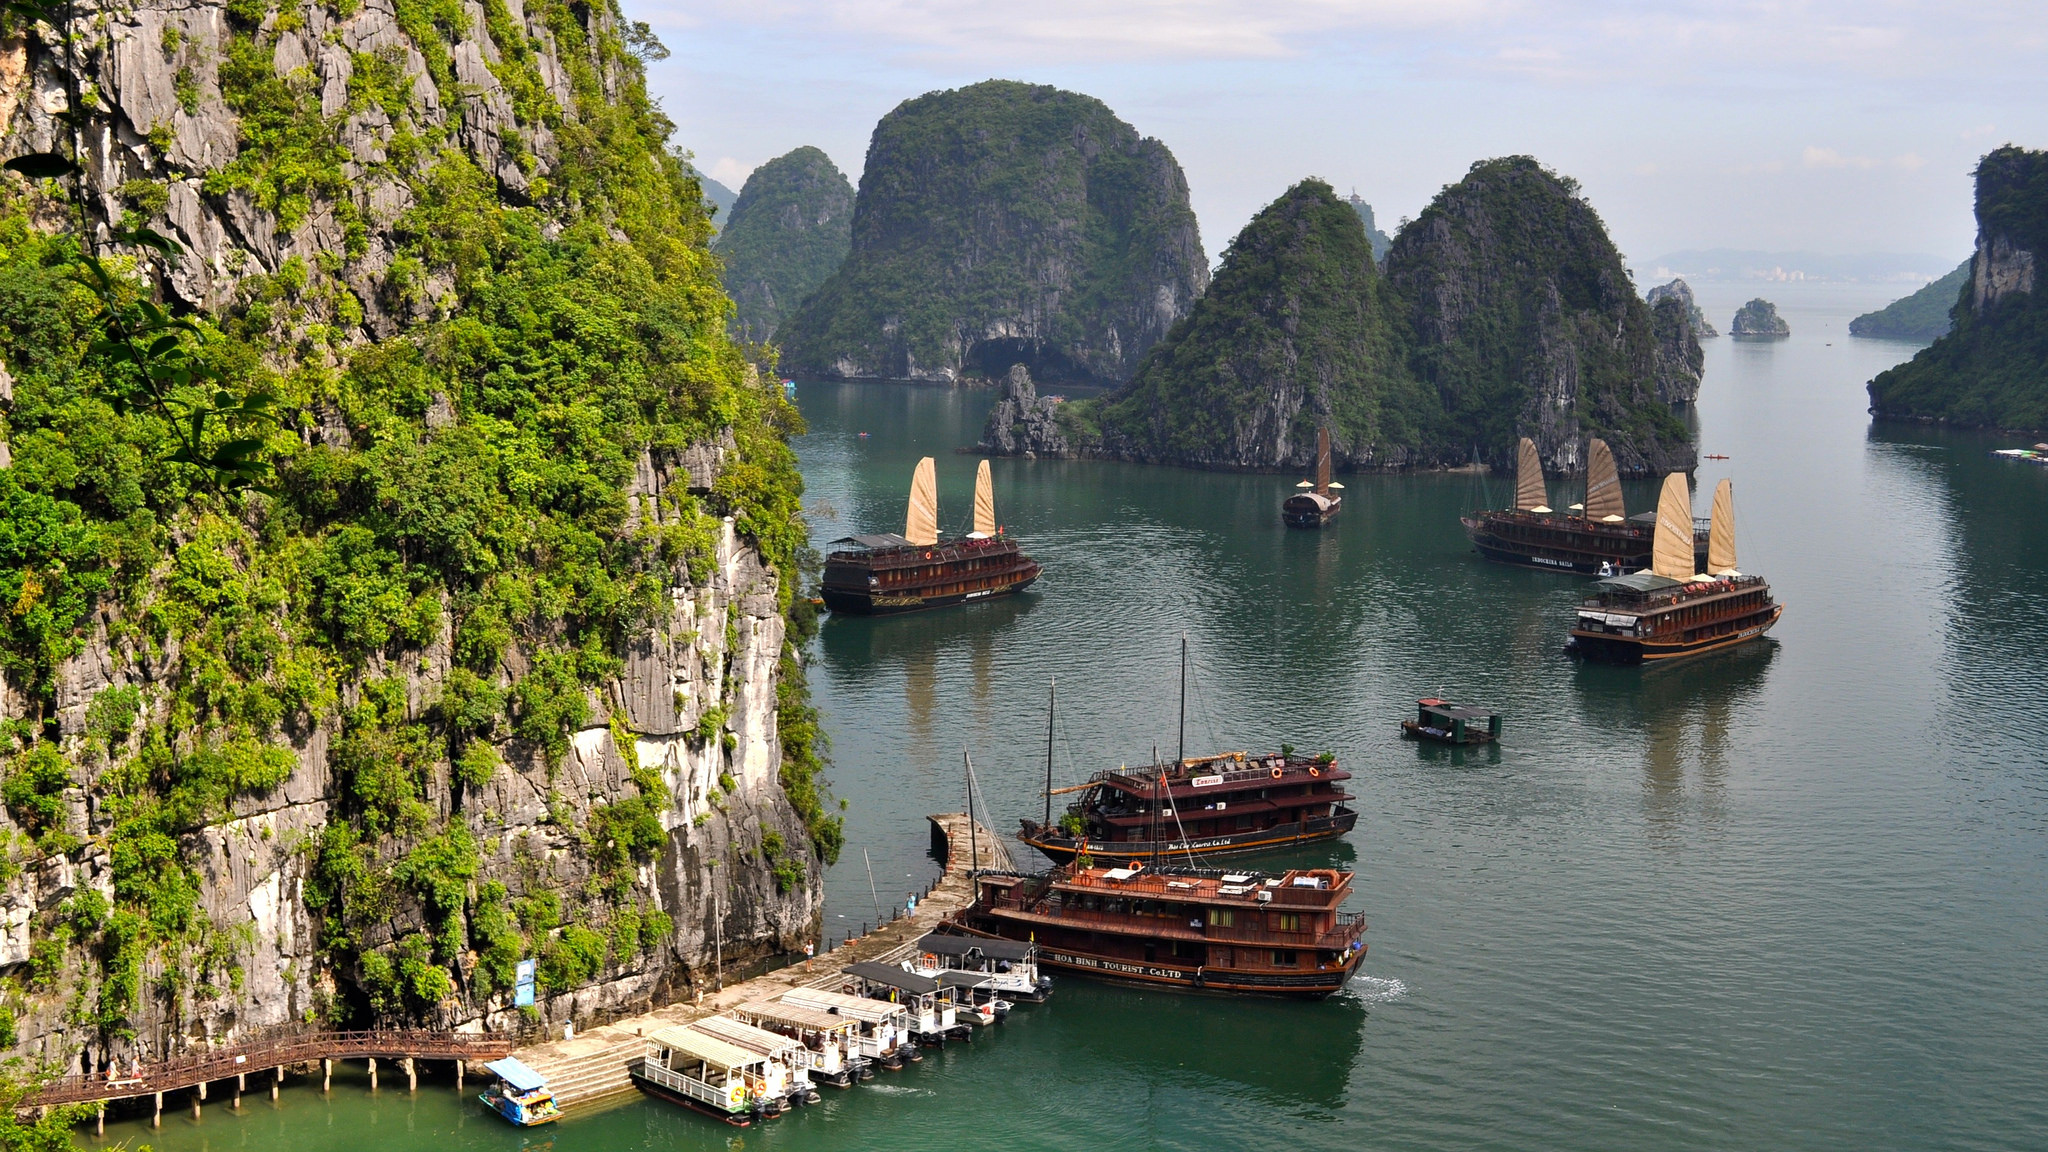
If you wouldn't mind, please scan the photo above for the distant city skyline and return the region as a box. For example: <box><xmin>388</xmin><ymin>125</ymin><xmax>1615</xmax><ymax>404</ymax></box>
<box><xmin>629</xmin><ymin>0</ymin><xmax>2045</xmax><ymax>273</ymax></box>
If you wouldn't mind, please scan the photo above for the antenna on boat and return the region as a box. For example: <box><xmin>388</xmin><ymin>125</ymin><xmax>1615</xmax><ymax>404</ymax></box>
<box><xmin>1043</xmin><ymin>678</ymin><xmax>1056</xmax><ymax>830</ymax></box>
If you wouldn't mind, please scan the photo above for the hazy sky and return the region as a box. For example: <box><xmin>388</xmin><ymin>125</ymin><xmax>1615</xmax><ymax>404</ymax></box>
<box><xmin>629</xmin><ymin>1</ymin><xmax>2048</xmax><ymax>270</ymax></box>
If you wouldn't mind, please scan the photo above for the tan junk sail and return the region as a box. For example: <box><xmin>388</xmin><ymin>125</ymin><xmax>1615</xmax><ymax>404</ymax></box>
<box><xmin>1584</xmin><ymin>439</ymin><xmax>1626</xmax><ymax>523</ymax></box>
<box><xmin>904</xmin><ymin>457</ymin><xmax>939</xmax><ymax>547</ymax></box>
<box><xmin>1316</xmin><ymin>427</ymin><xmax>1332</xmax><ymax>495</ymax></box>
<box><xmin>1515</xmin><ymin>438</ymin><xmax>1551</xmax><ymax>512</ymax></box>
<box><xmin>1708</xmin><ymin>478</ymin><xmax>1739</xmax><ymax>575</ymax></box>
<box><xmin>1650</xmin><ymin>473</ymin><xmax>1695</xmax><ymax>580</ymax></box>
<box><xmin>972</xmin><ymin>460</ymin><xmax>997</xmax><ymax>538</ymax></box>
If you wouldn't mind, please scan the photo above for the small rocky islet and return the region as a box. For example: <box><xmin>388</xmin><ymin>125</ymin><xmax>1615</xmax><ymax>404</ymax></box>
<box><xmin>1730</xmin><ymin>298</ymin><xmax>1792</xmax><ymax>338</ymax></box>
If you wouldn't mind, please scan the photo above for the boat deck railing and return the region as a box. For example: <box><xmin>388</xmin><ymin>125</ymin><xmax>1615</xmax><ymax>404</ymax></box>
<box><xmin>632</xmin><ymin>1057</ymin><xmax>741</xmax><ymax>1112</ymax></box>
<box><xmin>988</xmin><ymin>898</ymin><xmax>1364</xmax><ymax>950</ymax></box>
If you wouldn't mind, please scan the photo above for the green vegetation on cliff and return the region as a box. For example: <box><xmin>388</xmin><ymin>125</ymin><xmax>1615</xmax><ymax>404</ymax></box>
<box><xmin>1850</xmin><ymin>260</ymin><xmax>1970</xmax><ymax>341</ymax></box>
<box><xmin>0</xmin><ymin>0</ymin><xmax>830</xmax><ymax>1045</ymax></box>
<box><xmin>1870</xmin><ymin>146</ymin><xmax>2048</xmax><ymax>430</ymax></box>
<box><xmin>1076</xmin><ymin>179</ymin><xmax>1434</xmax><ymax>466</ymax></box>
<box><xmin>778</xmin><ymin>80</ymin><xmax>1209</xmax><ymax>385</ymax></box>
<box><xmin>716</xmin><ymin>147</ymin><xmax>855</xmax><ymax>342</ymax></box>
<box><xmin>1023</xmin><ymin>160</ymin><xmax>1695</xmax><ymax>475</ymax></box>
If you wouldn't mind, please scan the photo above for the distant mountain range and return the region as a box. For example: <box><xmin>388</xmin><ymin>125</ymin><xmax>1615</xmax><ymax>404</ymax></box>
<box><xmin>690</xmin><ymin>170</ymin><xmax>739</xmax><ymax>234</ymax></box>
<box><xmin>1636</xmin><ymin>249</ymin><xmax>1951</xmax><ymax>285</ymax></box>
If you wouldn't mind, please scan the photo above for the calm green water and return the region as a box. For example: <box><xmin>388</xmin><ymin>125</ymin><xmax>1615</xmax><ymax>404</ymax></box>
<box><xmin>97</xmin><ymin>283</ymin><xmax>2048</xmax><ymax>1150</ymax></box>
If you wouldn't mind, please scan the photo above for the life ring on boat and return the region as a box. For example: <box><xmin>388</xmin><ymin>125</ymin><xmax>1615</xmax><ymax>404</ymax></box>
<box><xmin>1308</xmin><ymin>766</ymin><xmax>1320</xmax><ymax>777</ymax></box>
<box><xmin>921</xmin><ymin>953</ymin><xmax>938</xmax><ymax>967</ymax></box>
<box><xmin>1271</xmin><ymin>766</ymin><xmax>1283</xmax><ymax>779</ymax></box>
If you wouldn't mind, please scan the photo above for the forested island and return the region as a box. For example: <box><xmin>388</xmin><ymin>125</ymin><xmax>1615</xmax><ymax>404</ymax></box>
<box><xmin>1851</xmin><ymin>260</ymin><xmax>1971</xmax><ymax>341</ymax></box>
<box><xmin>1869</xmin><ymin>146</ymin><xmax>2048</xmax><ymax>431</ymax></box>
<box><xmin>717</xmin><ymin>146</ymin><xmax>855</xmax><ymax>342</ymax></box>
<box><xmin>983</xmin><ymin>159</ymin><xmax>1702</xmax><ymax>476</ymax></box>
<box><xmin>777</xmin><ymin>81</ymin><xmax>1211</xmax><ymax>386</ymax></box>
<box><xmin>0</xmin><ymin>0</ymin><xmax>831</xmax><ymax>1082</ymax></box>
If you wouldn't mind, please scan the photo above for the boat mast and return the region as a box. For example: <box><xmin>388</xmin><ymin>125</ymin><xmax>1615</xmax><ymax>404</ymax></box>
<box><xmin>1043</xmin><ymin>679</ymin><xmax>1056</xmax><ymax>829</ymax></box>
<box><xmin>1176</xmin><ymin>637</ymin><xmax>1187</xmax><ymax>770</ymax></box>
<box><xmin>965</xmin><ymin>750</ymin><xmax>979</xmax><ymax>878</ymax></box>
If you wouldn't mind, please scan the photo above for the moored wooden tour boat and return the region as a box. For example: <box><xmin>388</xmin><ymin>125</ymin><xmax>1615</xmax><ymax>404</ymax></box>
<box><xmin>631</xmin><ymin>1024</ymin><xmax>785</xmax><ymax>1126</ymax></box>
<box><xmin>953</xmin><ymin>862</ymin><xmax>1367</xmax><ymax>998</ymax></box>
<box><xmin>821</xmin><ymin>458</ymin><xmax>1041</xmax><ymax>615</ymax></box>
<box><xmin>1567</xmin><ymin>475</ymin><xmax>1783</xmax><ymax>664</ymax></box>
<box><xmin>779</xmin><ymin>987</ymin><xmax>919</xmax><ymax>1068</ymax></box>
<box><xmin>1282</xmin><ymin>427</ymin><xmax>1344</xmax><ymax>528</ymax></box>
<box><xmin>1463</xmin><ymin>437</ymin><xmax>1710</xmax><ymax>575</ymax></box>
<box><xmin>839</xmin><ymin>962</ymin><xmax>976</xmax><ymax>1045</ymax></box>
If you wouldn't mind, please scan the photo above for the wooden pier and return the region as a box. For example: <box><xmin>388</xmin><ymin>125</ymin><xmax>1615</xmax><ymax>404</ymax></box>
<box><xmin>517</xmin><ymin>812</ymin><xmax>1009</xmax><ymax>1113</ymax></box>
<box><xmin>27</xmin><ymin>1029</ymin><xmax>509</xmax><ymax>1130</ymax></box>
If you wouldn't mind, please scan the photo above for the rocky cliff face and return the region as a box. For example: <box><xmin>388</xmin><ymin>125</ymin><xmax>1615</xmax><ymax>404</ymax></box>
<box><xmin>716</xmin><ymin>146</ymin><xmax>854</xmax><ymax>343</ymax></box>
<box><xmin>1869</xmin><ymin>145</ymin><xmax>2048</xmax><ymax>431</ymax></box>
<box><xmin>1036</xmin><ymin>179</ymin><xmax>1434</xmax><ymax>470</ymax></box>
<box><xmin>976</xmin><ymin>365</ymin><xmax>1068</xmax><ymax>457</ymax></box>
<box><xmin>1383</xmin><ymin>157</ymin><xmax>1696</xmax><ymax>475</ymax></box>
<box><xmin>1648</xmin><ymin>278</ymin><xmax>1718</xmax><ymax>339</ymax></box>
<box><xmin>0</xmin><ymin>0</ymin><xmax>825</xmax><ymax>1075</ymax></box>
<box><xmin>985</xmin><ymin>159</ymin><xmax>1698</xmax><ymax>477</ymax></box>
<box><xmin>776</xmin><ymin>80</ymin><xmax>1209</xmax><ymax>387</ymax></box>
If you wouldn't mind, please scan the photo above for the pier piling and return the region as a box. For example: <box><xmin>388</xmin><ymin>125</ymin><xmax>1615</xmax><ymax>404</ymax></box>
<box><xmin>322</xmin><ymin>1058</ymin><xmax>331</xmax><ymax>1092</ymax></box>
<box><xmin>455</xmin><ymin>1059</ymin><xmax>463</xmax><ymax>1090</ymax></box>
<box><xmin>233</xmin><ymin>1072</ymin><xmax>242</xmax><ymax>1109</ymax></box>
<box><xmin>404</xmin><ymin>1057</ymin><xmax>416</xmax><ymax>1092</ymax></box>
<box><xmin>94</xmin><ymin>1104</ymin><xmax>103</xmax><ymax>1136</ymax></box>
<box><xmin>152</xmin><ymin>1092</ymin><xmax>162</xmax><ymax>1128</ymax></box>
<box><xmin>273</xmin><ymin>1066</ymin><xmax>282</xmax><ymax>1100</ymax></box>
<box><xmin>368</xmin><ymin>1057</ymin><xmax>377</xmax><ymax>1091</ymax></box>
<box><xmin>190</xmin><ymin>1089</ymin><xmax>201</xmax><ymax>1119</ymax></box>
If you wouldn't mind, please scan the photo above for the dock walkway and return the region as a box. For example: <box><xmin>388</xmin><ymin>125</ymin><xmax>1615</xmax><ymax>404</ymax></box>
<box><xmin>518</xmin><ymin>813</ymin><xmax>1011</xmax><ymax>1112</ymax></box>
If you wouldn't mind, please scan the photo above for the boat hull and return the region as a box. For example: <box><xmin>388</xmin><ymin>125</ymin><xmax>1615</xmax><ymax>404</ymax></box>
<box><xmin>1020</xmin><ymin>806</ymin><xmax>1357</xmax><ymax>865</ymax></box>
<box><xmin>1569</xmin><ymin>603</ymin><xmax>1783</xmax><ymax>665</ymax></box>
<box><xmin>819</xmin><ymin>573</ymin><xmax>1037</xmax><ymax>616</ymax></box>
<box><xmin>1400</xmin><ymin>720</ymin><xmax>1496</xmax><ymax>745</ymax></box>
<box><xmin>947</xmin><ymin>925</ymin><xmax>1361</xmax><ymax>999</ymax></box>
<box><xmin>1462</xmin><ymin>513</ymin><xmax>1708</xmax><ymax>575</ymax></box>
<box><xmin>628</xmin><ymin>1069</ymin><xmax>757</xmax><ymax>1126</ymax></box>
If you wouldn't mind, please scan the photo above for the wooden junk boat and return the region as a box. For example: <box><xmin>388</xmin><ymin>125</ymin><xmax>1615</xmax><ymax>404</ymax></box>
<box><xmin>1566</xmin><ymin>475</ymin><xmax>1783</xmax><ymax>664</ymax></box>
<box><xmin>1463</xmin><ymin>437</ymin><xmax>1709</xmax><ymax>575</ymax></box>
<box><xmin>821</xmin><ymin>458</ymin><xmax>1041</xmax><ymax>615</ymax></box>
<box><xmin>1282</xmin><ymin>427</ymin><xmax>1345</xmax><ymax>528</ymax></box>
<box><xmin>1401</xmin><ymin>698</ymin><xmax>1502</xmax><ymax>744</ymax></box>
<box><xmin>1016</xmin><ymin>650</ymin><xmax>1356</xmax><ymax>864</ymax></box>
<box><xmin>952</xmin><ymin>862</ymin><xmax>1367</xmax><ymax>998</ymax></box>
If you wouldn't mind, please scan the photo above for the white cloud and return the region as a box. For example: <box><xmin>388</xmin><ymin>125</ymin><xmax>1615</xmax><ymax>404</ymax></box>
<box><xmin>708</xmin><ymin>156</ymin><xmax>754</xmax><ymax>186</ymax></box>
<box><xmin>1803</xmin><ymin>146</ymin><xmax>1876</xmax><ymax>170</ymax></box>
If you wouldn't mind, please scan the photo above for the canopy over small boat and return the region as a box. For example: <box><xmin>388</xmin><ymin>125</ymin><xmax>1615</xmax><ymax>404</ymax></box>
<box><xmin>843</xmin><ymin>962</ymin><xmax>940</xmax><ymax>995</ymax></box>
<box><xmin>918</xmin><ymin>932</ymin><xmax>1033</xmax><ymax>961</ymax></box>
<box><xmin>484</xmin><ymin>1057</ymin><xmax>547</xmax><ymax>1093</ymax></box>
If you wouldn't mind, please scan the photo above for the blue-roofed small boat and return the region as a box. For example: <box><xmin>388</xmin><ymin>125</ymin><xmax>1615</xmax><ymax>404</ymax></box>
<box><xmin>480</xmin><ymin>1056</ymin><xmax>560</xmax><ymax>1126</ymax></box>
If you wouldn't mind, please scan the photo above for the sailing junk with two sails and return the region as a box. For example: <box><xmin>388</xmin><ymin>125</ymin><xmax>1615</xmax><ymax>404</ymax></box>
<box><xmin>819</xmin><ymin>459</ymin><xmax>1042</xmax><ymax>615</ymax></box>
<box><xmin>1567</xmin><ymin>474</ymin><xmax>1782</xmax><ymax>664</ymax></box>
<box><xmin>1460</xmin><ymin>437</ymin><xmax>1710</xmax><ymax>574</ymax></box>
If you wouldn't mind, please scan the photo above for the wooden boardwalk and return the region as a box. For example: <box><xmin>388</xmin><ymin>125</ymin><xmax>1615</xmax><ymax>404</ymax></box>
<box><xmin>517</xmin><ymin>812</ymin><xmax>1011</xmax><ymax>1113</ymax></box>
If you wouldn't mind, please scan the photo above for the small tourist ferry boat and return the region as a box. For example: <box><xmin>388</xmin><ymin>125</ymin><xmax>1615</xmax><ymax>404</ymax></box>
<box><xmin>478</xmin><ymin>1057</ymin><xmax>560</xmax><ymax>1126</ymax></box>
<box><xmin>953</xmin><ymin>862</ymin><xmax>1367</xmax><ymax>998</ymax></box>
<box><xmin>913</xmin><ymin>931</ymin><xmax>1053</xmax><ymax>1002</ymax></box>
<box><xmin>821</xmin><ymin>458</ymin><xmax>1041</xmax><ymax>615</ymax></box>
<box><xmin>730</xmin><ymin>999</ymin><xmax>873</xmax><ymax>1086</ymax></box>
<box><xmin>840</xmin><ymin>962</ymin><xmax>977</xmax><ymax>1045</ymax></box>
<box><xmin>631</xmin><ymin>1025</ymin><xmax>785</xmax><ymax>1125</ymax></box>
<box><xmin>1282</xmin><ymin>427</ymin><xmax>1344</xmax><ymax>529</ymax></box>
<box><xmin>1567</xmin><ymin>475</ymin><xmax>1783</xmax><ymax>664</ymax></box>
<box><xmin>688</xmin><ymin>1016</ymin><xmax>822</xmax><ymax>1108</ymax></box>
<box><xmin>1401</xmin><ymin>698</ymin><xmax>1502</xmax><ymax>744</ymax></box>
<box><xmin>1463</xmin><ymin>437</ymin><xmax>1709</xmax><ymax>574</ymax></box>
<box><xmin>779</xmin><ymin>987</ymin><xmax>919</xmax><ymax>1068</ymax></box>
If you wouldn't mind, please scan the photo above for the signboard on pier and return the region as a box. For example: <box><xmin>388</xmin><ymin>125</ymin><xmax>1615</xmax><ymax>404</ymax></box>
<box><xmin>515</xmin><ymin>959</ymin><xmax>536</xmax><ymax>1007</ymax></box>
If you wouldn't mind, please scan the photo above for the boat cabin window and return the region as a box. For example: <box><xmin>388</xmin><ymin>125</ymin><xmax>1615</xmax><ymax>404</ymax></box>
<box><xmin>1270</xmin><ymin>912</ymin><xmax>1301</xmax><ymax>933</ymax></box>
<box><xmin>1271</xmin><ymin>949</ymin><xmax>1299</xmax><ymax>967</ymax></box>
<box><xmin>1206</xmin><ymin>908</ymin><xmax>1234</xmax><ymax>928</ymax></box>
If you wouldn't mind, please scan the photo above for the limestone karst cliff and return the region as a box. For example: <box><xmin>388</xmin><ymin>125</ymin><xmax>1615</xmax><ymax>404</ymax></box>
<box><xmin>0</xmin><ymin>0</ymin><xmax>831</xmax><ymax>1077</ymax></box>
<box><xmin>1648</xmin><ymin>278</ymin><xmax>1718</xmax><ymax>339</ymax></box>
<box><xmin>1869</xmin><ymin>146</ymin><xmax>2048</xmax><ymax>430</ymax></box>
<box><xmin>777</xmin><ymin>80</ymin><xmax>1210</xmax><ymax>386</ymax></box>
<box><xmin>986</xmin><ymin>159</ymin><xmax>1698</xmax><ymax>477</ymax></box>
<box><xmin>716</xmin><ymin>146</ymin><xmax>854</xmax><ymax>343</ymax></box>
<box><xmin>1730</xmin><ymin>298</ymin><xmax>1790</xmax><ymax>338</ymax></box>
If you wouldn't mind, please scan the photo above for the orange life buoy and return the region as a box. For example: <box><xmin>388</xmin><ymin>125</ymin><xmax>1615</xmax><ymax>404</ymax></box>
<box><xmin>1271</xmin><ymin>766</ymin><xmax>1283</xmax><ymax>779</ymax></box>
<box><xmin>1309</xmin><ymin>766</ymin><xmax>1321</xmax><ymax>777</ymax></box>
